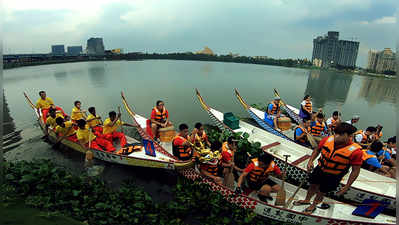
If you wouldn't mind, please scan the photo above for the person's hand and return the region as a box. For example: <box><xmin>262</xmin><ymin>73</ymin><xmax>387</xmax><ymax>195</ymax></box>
<box><xmin>306</xmin><ymin>161</ymin><xmax>314</xmax><ymax>172</ymax></box>
<box><xmin>235</xmin><ymin>186</ymin><xmax>242</xmax><ymax>195</ymax></box>
<box><xmin>336</xmin><ymin>186</ymin><xmax>349</xmax><ymax>196</ymax></box>
<box><xmin>214</xmin><ymin>176</ymin><xmax>222</xmax><ymax>183</ymax></box>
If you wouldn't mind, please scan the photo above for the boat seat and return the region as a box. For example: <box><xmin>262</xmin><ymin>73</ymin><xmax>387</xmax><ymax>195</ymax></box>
<box><xmin>261</xmin><ymin>142</ymin><xmax>280</xmax><ymax>151</ymax></box>
<box><xmin>291</xmin><ymin>154</ymin><xmax>311</xmax><ymax>166</ymax></box>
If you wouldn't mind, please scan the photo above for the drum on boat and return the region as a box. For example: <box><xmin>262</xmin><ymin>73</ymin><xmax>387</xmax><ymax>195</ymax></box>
<box><xmin>159</xmin><ymin>126</ymin><xmax>176</xmax><ymax>142</ymax></box>
<box><xmin>277</xmin><ymin>117</ymin><xmax>292</xmax><ymax>131</ymax></box>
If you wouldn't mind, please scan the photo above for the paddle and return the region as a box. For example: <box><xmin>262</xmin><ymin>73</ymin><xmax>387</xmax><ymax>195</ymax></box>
<box><xmin>275</xmin><ymin>154</ymin><xmax>290</xmax><ymax>206</ymax></box>
<box><xmin>285</xmin><ymin>171</ymin><xmax>309</xmax><ymax>208</ymax></box>
<box><xmin>118</xmin><ymin>106</ymin><xmax>124</xmax><ymax>134</ymax></box>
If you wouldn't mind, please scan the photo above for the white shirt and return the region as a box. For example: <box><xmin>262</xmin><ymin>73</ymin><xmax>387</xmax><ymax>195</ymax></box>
<box><xmin>355</xmin><ymin>131</ymin><xmax>366</xmax><ymax>143</ymax></box>
<box><xmin>345</xmin><ymin>120</ymin><xmax>352</xmax><ymax>125</ymax></box>
<box><xmin>326</xmin><ymin>117</ymin><xmax>334</xmax><ymax>126</ymax></box>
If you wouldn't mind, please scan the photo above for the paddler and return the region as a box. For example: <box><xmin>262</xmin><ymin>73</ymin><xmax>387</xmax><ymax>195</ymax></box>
<box><xmin>172</xmin><ymin>123</ymin><xmax>193</xmax><ymax>160</ymax></box>
<box><xmin>354</xmin><ymin>126</ymin><xmax>377</xmax><ymax>149</ymax></box>
<box><xmin>54</xmin><ymin>117</ymin><xmax>78</xmax><ymax>144</ymax></box>
<box><xmin>103</xmin><ymin>111</ymin><xmax>137</xmax><ymax>148</ymax></box>
<box><xmin>345</xmin><ymin>115</ymin><xmax>360</xmax><ymax>128</ymax></box>
<box><xmin>151</xmin><ymin>100</ymin><xmax>172</xmax><ymax>140</ymax></box>
<box><xmin>326</xmin><ymin>111</ymin><xmax>341</xmax><ymax>134</ymax></box>
<box><xmin>293</xmin><ymin>122</ymin><xmax>363</xmax><ymax>214</ymax></box>
<box><xmin>236</xmin><ymin>153</ymin><xmax>282</xmax><ymax>203</ymax></box>
<box><xmin>375</xmin><ymin>125</ymin><xmax>383</xmax><ymax>140</ymax></box>
<box><xmin>87</xmin><ymin>107</ymin><xmax>103</xmax><ymax>137</ymax></box>
<box><xmin>294</xmin><ymin>119</ymin><xmax>312</xmax><ymax>147</ymax></box>
<box><xmin>362</xmin><ymin>141</ymin><xmax>395</xmax><ymax>178</ymax></box>
<box><xmin>76</xmin><ymin>119</ymin><xmax>115</xmax><ymax>152</ymax></box>
<box><xmin>299</xmin><ymin>95</ymin><xmax>312</xmax><ymax>120</ymax></box>
<box><xmin>220</xmin><ymin>137</ymin><xmax>244</xmax><ymax>187</ymax></box>
<box><xmin>190</xmin><ymin>122</ymin><xmax>211</xmax><ymax>147</ymax></box>
<box><xmin>386</xmin><ymin>136</ymin><xmax>396</xmax><ymax>159</ymax></box>
<box><xmin>35</xmin><ymin>91</ymin><xmax>66</xmax><ymax>123</ymax></box>
<box><xmin>44</xmin><ymin>107</ymin><xmax>65</xmax><ymax>138</ymax></box>
<box><xmin>71</xmin><ymin>100</ymin><xmax>86</xmax><ymax>122</ymax></box>
<box><xmin>309</xmin><ymin>113</ymin><xmax>327</xmax><ymax>142</ymax></box>
<box><xmin>265</xmin><ymin>96</ymin><xmax>281</xmax><ymax>129</ymax></box>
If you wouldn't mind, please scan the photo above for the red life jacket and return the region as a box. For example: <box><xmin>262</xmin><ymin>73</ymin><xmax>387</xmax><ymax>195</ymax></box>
<box><xmin>310</xmin><ymin>121</ymin><xmax>325</xmax><ymax>137</ymax></box>
<box><xmin>172</xmin><ymin>135</ymin><xmax>192</xmax><ymax>160</ymax></box>
<box><xmin>248</xmin><ymin>158</ymin><xmax>276</xmax><ymax>183</ymax></box>
<box><xmin>153</xmin><ymin>107</ymin><xmax>168</xmax><ymax>123</ymax></box>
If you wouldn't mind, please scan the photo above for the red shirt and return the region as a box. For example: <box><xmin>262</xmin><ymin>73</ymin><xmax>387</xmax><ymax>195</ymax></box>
<box><xmin>173</xmin><ymin>135</ymin><xmax>186</xmax><ymax>147</ymax></box>
<box><xmin>318</xmin><ymin>136</ymin><xmax>363</xmax><ymax>166</ymax></box>
<box><xmin>221</xmin><ymin>150</ymin><xmax>233</xmax><ymax>163</ymax></box>
<box><xmin>151</xmin><ymin>108</ymin><xmax>169</xmax><ymax>120</ymax></box>
<box><xmin>244</xmin><ymin>162</ymin><xmax>282</xmax><ymax>176</ymax></box>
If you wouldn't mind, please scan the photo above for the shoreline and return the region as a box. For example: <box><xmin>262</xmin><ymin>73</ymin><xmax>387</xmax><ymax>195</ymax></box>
<box><xmin>3</xmin><ymin>58</ymin><xmax>395</xmax><ymax>78</ymax></box>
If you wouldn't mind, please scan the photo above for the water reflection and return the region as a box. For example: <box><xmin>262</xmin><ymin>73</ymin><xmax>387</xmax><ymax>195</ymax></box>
<box><xmin>358</xmin><ymin>78</ymin><xmax>397</xmax><ymax>106</ymax></box>
<box><xmin>53</xmin><ymin>71</ymin><xmax>67</xmax><ymax>84</ymax></box>
<box><xmin>304</xmin><ymin>70</ymin><xmax>352</xmax><ymax>108</ymax></box>
<box><xmin>3</xmin><ymin>92</ymin><xmax>22</xmax><ymax>152</ymax></box>
<box><xmin>88</xmin><ymin>63</ymin><xmax>106</xmax><ymax>87</ymax></box>
<box><xmin>201</xmin><ymin>63</ymin><xmax>212</xmax><ymax>74</ymax></box>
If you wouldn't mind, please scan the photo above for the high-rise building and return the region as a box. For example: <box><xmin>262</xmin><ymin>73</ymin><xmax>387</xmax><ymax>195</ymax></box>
<box><xmin>312</xmin><ymin>31</ymin><xmax>359</xmax><ymax>68</ymax></box>
<box><xmin>67</xmin><ymin>46</ymin><xmax>83</xmax><ymax>56</ymax></box>
<box><xmin>86</xmin><ymin>38</ymin><xmax>105</xmax><ymax>55</ymax></box>
<box><xmin>367</xmin><ymin>48</ymin><xmax>396</xmax><ymax>73</ymax></box>
<box><xmin>51</xmin><ymin>45</ymin><xmax>65</xmax><ymax>55</ymax></box>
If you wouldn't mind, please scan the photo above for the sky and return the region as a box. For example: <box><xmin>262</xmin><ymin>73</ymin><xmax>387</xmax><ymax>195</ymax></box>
<box><xmin>3</xmin><ymin>0</ymin><xmax>398</xmax><ymax>67</ymax></box>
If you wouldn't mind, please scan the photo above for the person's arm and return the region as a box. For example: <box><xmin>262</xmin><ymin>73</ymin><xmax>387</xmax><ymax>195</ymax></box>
<box><xmin>164</xmin><ymin>110</ymin><xmax>170</xmax><ymax>126</ymax></box>
<box><xmin>237</xmin><ymin>171</ymin><xmax>249</xmax><ymax>188</ymax></box>
<box><xmin>306</xmin><ymin>144</ymin><xmax>321</xmax><ymax>171</ymax></box>
<box><xmin>86</xmin><ymin>116</ymin><xmax>101</xmax><ymax>123</ymax></box>
<box><xmin>78</xmin><ymin>139</ymin><xmax>87</xmax><ymax>150</ymax></box>
<box><xmin>266</xmin><ymin>104</ymin><xmax>273</xmax><ymax>115</ymax></box>
<box><xmin>122</xmin><ymin>122</ymin><xmax>137</xmax><ymax>127</ymax></box>
<box><xmin>336</xmin><ymin>165</ymin><xmax>361</xmax><ymax>196</ymax></box>
<box><xmin>55</xmin><ymin>126</ymin><xmax>73</xmax><ymax>143</ymax></box>
<box><xmin>200</xmin><ymin>169</ymin><xmax>220</xmax><ymax>182</ymax></box>
<box><xmin>109</xmin><ymin>114</ymin><xmax>121</xmax><ymax>127</ymax></box>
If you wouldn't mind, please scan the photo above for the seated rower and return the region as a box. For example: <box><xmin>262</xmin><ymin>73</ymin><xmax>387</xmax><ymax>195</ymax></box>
<box><xmin>264</xmin><ymin>96</ymin><xmax>281</xmax><ymax>129</ymax></box>
<box><xmin>103</xmin><ymin>111</ymin><xmax>136</xmax><ymax>148</ymax></box>
<box><xmin>44</xmin><ymin>107</ymin><xmax>65</xmax><ymax>137</ymax></box>
<box><xmin>375</xmin><ymin>124</ymin><xmax>383</xmax><ymax>140</ymax></box>
<box><xmin>190</xmin><ymin>122</ymin><xmax>211</xmax><ymax>148</ymax></box>
<box><xmin>71</xmin><ymin>100</ymin><xmax>86</xmax><ymax>122</ymax></box>
<box><xmin>236</xmin><ymin>154</ymin><xmax>282</xmax><ymax>202</ymax></box>
<box><xmin>386</xmin><ymin>136</ymin><xmax>396</xmax><ymax>159</ymax></box>
<box><xmin>326</xmin><ymin>111</ymin><xmax>341</xmax><ymax>134</ymax></box>
<box><xmin>294</xmin><ymin>119</ymin><xmax>312</xmax><ymax>147</ymax></box>
<box><xmin>87</xmin><ymin>107</ymin><xmax>103</xmax><ymax>137</ymax></box>
<box><xmin>172</xmin><ymin>123</ymin><xmax>193</xmax><ymax>160</ymax></box>
<box><xmin>221</xmin><ymin>137</ymin><xmax>244</xmax><ymax>186</ymax></box>
<box><xmin>55</xmin><ymin>117</ymin><xmax>78</xmax><ymax>143</ymax></box>
<box><xmin>362</xmin><ymin>141</ymin><xmax>395</xmax><ymax>178</ymax></box>
<box><xmin>299</xmin><ymin>95</ymin><xmax>312</xmax><ymax>121</ymax></box>
<box><xmin>199</xmin><ymin>144</ymin><xmax>223</xmax><ymax>184</ymax></box>
<box><xmin>354</xmin><ymin>126</ymin><xmax>377</xmax><ymax>149</ymax></box>
<box><xmin>35</xmin><ymin>90</ymin><xmax>66</xmax><ymax>123</ymax></box>
<box><xmin>310</xmin><ymin>113</ymin><xmax>327</xmax><ymax>142</ymax></box>
<box><xmin>76</xmin><ymin>119</ymin><xmax>115</xmax><ymax>152</ymax></box>
<box><xmin>151</xmin><ymin>100</ymin><xmax>173</xmax><ymax>139</ymax></box>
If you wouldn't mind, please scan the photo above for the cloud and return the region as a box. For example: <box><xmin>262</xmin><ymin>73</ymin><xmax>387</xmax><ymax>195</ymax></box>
<box><xmin>360</xmin><ymin>16</ymin><xmax>396</xmax><ymax>25</ymax></box>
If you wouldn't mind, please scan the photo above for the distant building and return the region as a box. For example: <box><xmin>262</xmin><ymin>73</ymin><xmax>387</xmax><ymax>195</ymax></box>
<box><xmin>86</xmin><ymin>38</ymin><xmax>105</xmax><ymax>55</ymax></box>
<box><xmin>312</xmin><ymin>31</ymin><xmax>359</xmax><ymax>68</ymax></box>
<box><xmin>228</xmin><ymin>52</ymin><xmax>239</xmax><ymax>58</ymax></box>
<box><xmin>196</xmin><ymin>46</ymin><xmax>214</xmax><ymax>55</ymax></box>
<box><xmin>367</xmin><ymin>48</ymin><xmax>396</xmax><ymax>73</ymax></box>
<box><xmin>51</xmin><ymin>45</ymin><xmax>65</xmax><ymax>55</ymax></box>
<box><xmin>111</xmin><ymin>48</ymin><xmax>123</xmax><ymax>54</ymax></box>
<box><xmin>67</xmin><ymin>46</ymin><xmax>83</xmax><ymax>56</ymax></box>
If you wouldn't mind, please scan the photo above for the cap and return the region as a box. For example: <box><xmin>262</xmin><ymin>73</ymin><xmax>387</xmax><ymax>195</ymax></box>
<box><xmin>274</xmin><ymin>96</ymin><xmax>281</xmax><ymax>100</ymax></box>
<box><xmin>352</xmin><ymin>115</ymin><xmax>360</xmax><ymax>119</ymax></box>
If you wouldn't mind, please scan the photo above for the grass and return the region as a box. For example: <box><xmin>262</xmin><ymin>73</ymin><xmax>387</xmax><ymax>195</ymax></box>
<box><xmin>0</xmin><ymin>200</ymin><xmax>85</xmax><ymax>225</ymax></box>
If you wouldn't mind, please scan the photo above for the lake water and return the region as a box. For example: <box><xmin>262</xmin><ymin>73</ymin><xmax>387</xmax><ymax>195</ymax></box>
<box><xmin>2</xmin><ymin>60</ymin><xmax>396</xmax><ymax>200</ymax></box>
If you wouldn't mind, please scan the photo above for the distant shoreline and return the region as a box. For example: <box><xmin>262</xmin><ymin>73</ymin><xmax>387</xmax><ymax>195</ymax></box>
<box><xmin>3</xmin><ymin>56</ymin><xmax>395</xmax><ymax>78</ymax></box>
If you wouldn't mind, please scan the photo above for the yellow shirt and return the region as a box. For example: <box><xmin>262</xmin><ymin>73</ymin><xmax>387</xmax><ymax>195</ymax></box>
<box><xmin>71</xmin><ymin>107</ymin><xmax>84</xmax><ymax>121</ymax></box>
<box><xmin>76</xmin><ymin>128</ymin><xmax>96</xmax><ymax>144</ymax></box>
<box><xmin>87</xmin><ymin>114</ymin><xmax>101</xmax><ymax>128</ymax></box>
<box><xmin>36</xmin><ymin>97</ymin><xmax>54</xmax><ymax>110</ymax></box>
<box><xmin>55</xmin><ymin>121</ymin><xmax>76</xmax><ymax>137</ymax></box>
<box><xmin>103</xmin><ymin>118</ymin><xmax>124</xmax><ymax>134</ymax></box>
<box><xmin>46</xmin><ymin>112</ymin><xmax>64</xmax><ymax>128</ymax></box>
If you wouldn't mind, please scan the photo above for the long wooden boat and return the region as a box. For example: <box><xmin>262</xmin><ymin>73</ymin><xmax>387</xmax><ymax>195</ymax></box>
<box><xmin>122</xmin><ymin>91</ymin><xmax>395</xmax><ymax>225</ymax></box>
<box><xmin>273</xmin><ymin>88</ymin><xmax>302</xmax><ymax>124</ymax></box>
<box><xmin>196</xmin><ymin>89</ymin><xmax>396</xmax><ymax>212</ymax></box>
<box><xmin>24</xmin><ymin>92</ymin><xmax>192</xmax><ymax>170</ymax></box>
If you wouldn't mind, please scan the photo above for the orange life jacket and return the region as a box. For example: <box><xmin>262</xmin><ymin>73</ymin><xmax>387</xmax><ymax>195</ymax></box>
<box><xmin>304</xmin><ymin>100</ymin><xmax>312</xmax><ymax>112</ymax></box>
<box><xmin>354</xmin><ymin>130</ymin><xmax>368</xmax><ymax>144</ymax></box>
<box><xmin>201</xmin><ymin>163</ymin><xmax>218</xmax><ymax>176</ymax></box>
<box><xmin>318</xmin><ymin>136</ymin><xmax>361</xmax><ymax>175</ymax></box>
<box><xmin>294</xmin><ymin>126</ymin><xmax>310</xmax><ymax>143</ymax></box>
<box><xmin>362</xmin><ymin>150</ymin><xmax>377</xmax><ymax>161</ymax></box>
<box><xmin>248</xmin><ymin>158</ymin><xmax>276</xmax><ymax>183</ymax></box>
<box><xmin>375</xmin><ymin>131</ymin><xmax>383</xmax><ymax>140</ymax></box>
<box><xmin>328</xmin><ymin>117</ymin><xmax>338</xmax><ymax>130</ymax></box>
<box><xmin>310</xmin><ymin>121</ymin><xmax>325</xmax><ymax>137</ymax></box>
<box><xmin>268</xmin><ymin>101</ymin><xmax>280</xmax><ymax>115</ymax></box>
<box><xmin>153</xmin><ymin>107</ymin><xmax>167</xmax><ymax>123</ymax></box>
<box><xmin>222</xmin><ymin>142</ymin><xmax>234</xmax><ymax>163</ymax></box>
<box><xmin>172</xmin><ymin>135</ymin><xmax>192</xmax><ymax>160</ymax></box>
